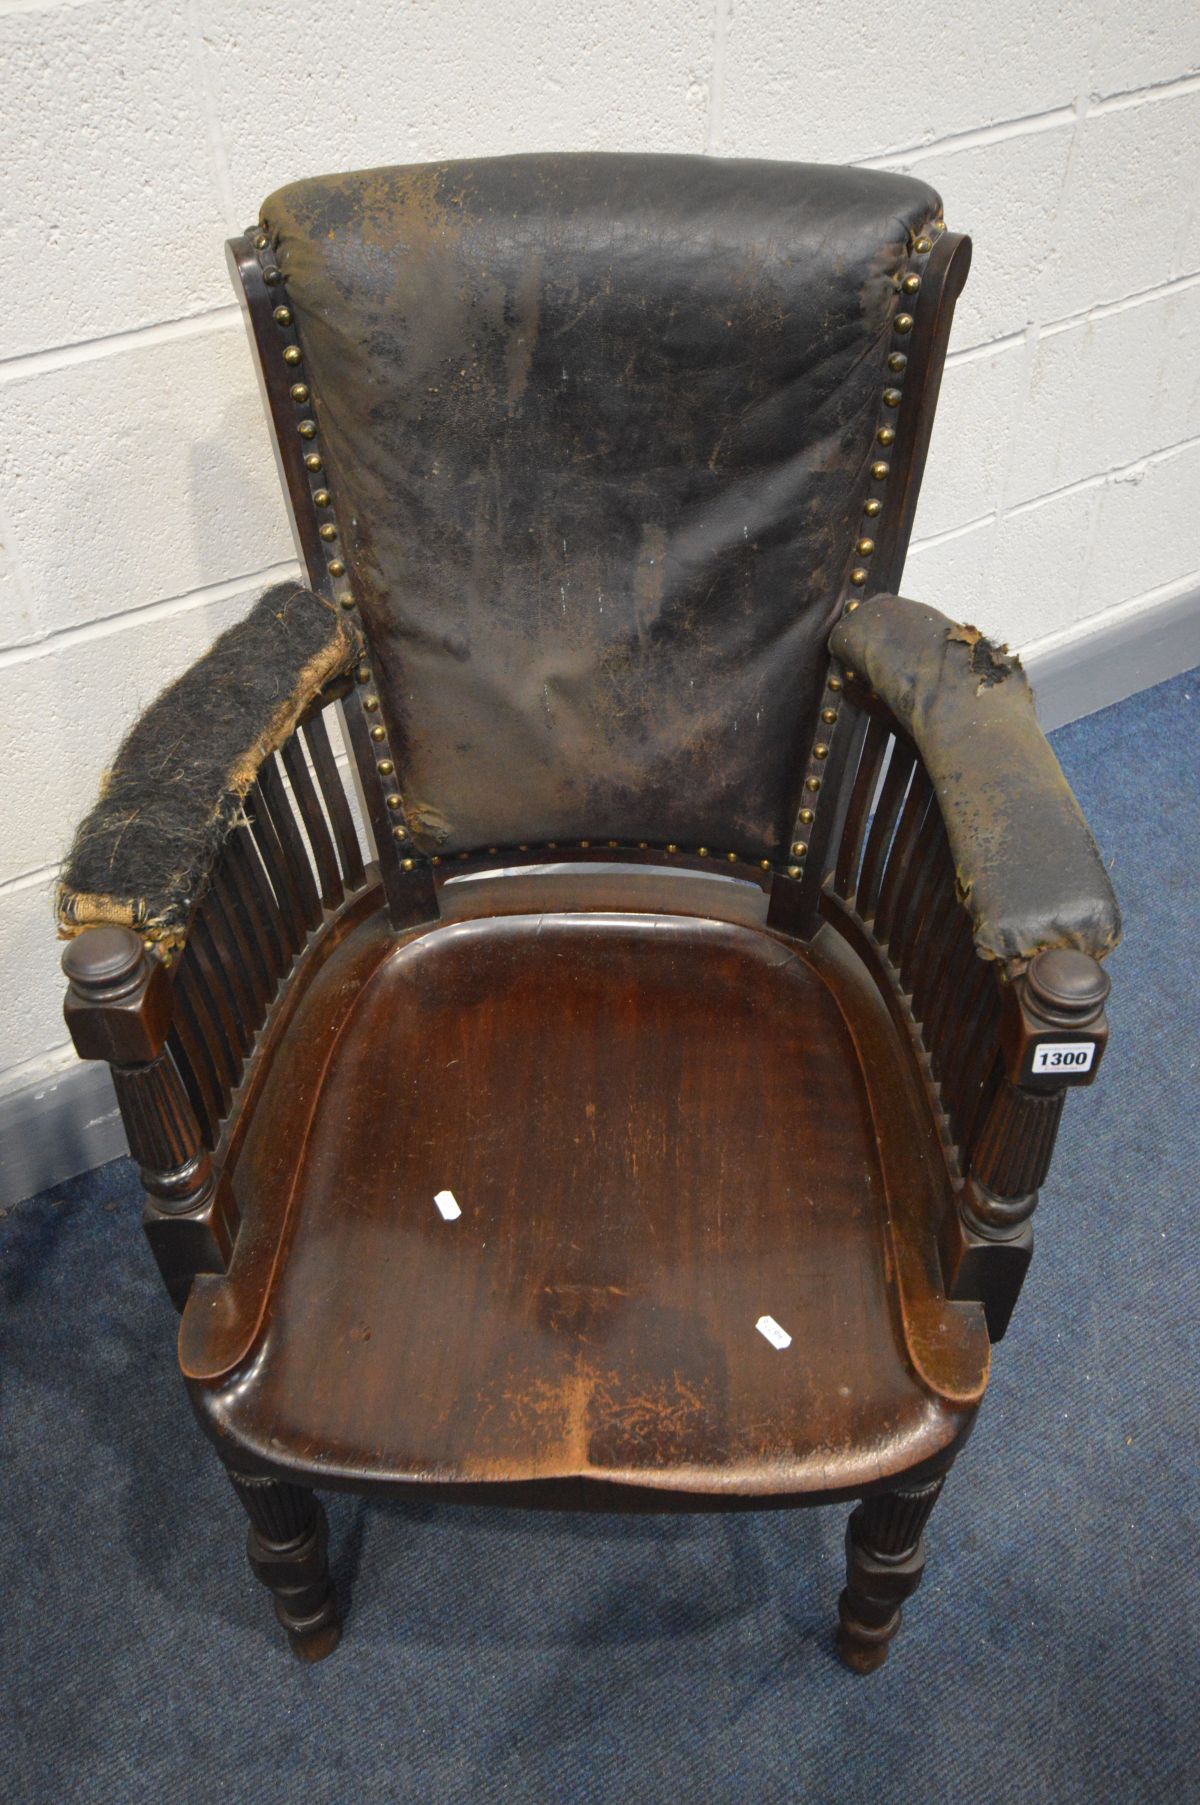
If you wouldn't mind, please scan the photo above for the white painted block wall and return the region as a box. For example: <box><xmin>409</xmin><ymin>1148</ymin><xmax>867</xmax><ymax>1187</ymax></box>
<box><xmin>1</xmin><ymin>0</ymin><xmax>1198</xmax><ymax>1097</ymax></box>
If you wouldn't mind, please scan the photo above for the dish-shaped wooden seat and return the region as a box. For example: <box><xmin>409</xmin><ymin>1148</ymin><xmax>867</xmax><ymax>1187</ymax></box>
<box><xmin>182</xmin><ymin>867</ymin><xmax>988</xmax><ymax>1501</ymax></box>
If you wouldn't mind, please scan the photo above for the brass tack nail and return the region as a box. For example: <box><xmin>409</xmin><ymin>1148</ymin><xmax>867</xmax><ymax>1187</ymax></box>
<box><xmin>432</xmin><ymin>855</ymin><xmax>442</xmax><ymax>864</ymax></box>
<box><xmin>697</xmin><ymin>845</ymin><xmax>709</xmax><ymax>857</ymax></box>
<box><xmin>799</xmin><ymin>807</ymin><xmax>815</xmax><ymax>823</ymax></box>
<box><xmin>488</xmin><ymin>847</ymin><xmax>498</xmax><ymax>854</ymax></box>
<box><xmin>828</xmin><ymin>677</ymin><xmax>843</xmax><ymax>692</ymax></box>
<box><xmin>638</xmin><ymin>841</ymin><xmax>648</xmax><ymax>849</ymax></box>
<box><xmin>458</xmin><ymin>852</ymin><xmax>469</xmax><ymax>860</ymax></box>
<box><xmin>401</xmin><ymin>858</ymin><xmax>416</xmax><ymax>871</ymax></box>
<box><xmin>283</xmin><ymin>345</ymin><xmax>302</xmax><ymax>366</ymax></box>
<box><xmin>877</xmin><ymin>427</ymin><xmax>895</xmax><ymax>447</ymax></box>
<box><xmin>289</xmin><ymin>383</ymin><xmax>309</xmax><ymax>404</ymax></box>
<box><xmin>915</xmin><ymin>237</ymin><xmax>932</xmax><ymax>255</ymax></box>
<box><xmin>864</xmin><ymin>498</ymin><xmax>882</xmax><ymax>517</ymax></box>
<box><xmin>871</xmin><ymin>461</ymin><xmax>890</xmax><ymax>481</ymax></box>
<box><xmin>319</xmin><ymin>522</ymin><xmax>337</xmax><ymax>541</ymax></box>
<box><xmin>339</xmin><ymin>594</ymin><xmax>355</xmax><ymax>609</ymax></box>
<box><xmin>298</xmin><ymin>419</ymin><xmax>317</xmax><ymax>439</ymax></box>
<box><xmin>667</xmin><ymin>842</ymin><xmax>678</xmax><ymax>853</ymax></box>
<box><xmin>273</xmin><ymin>305</ymin><xmax>292</xmax><ymax>326</ymax></box>
<box><xmin>845</xmin><ymin>669</ymin><xmax>856</xmax><ymax>680</ymax></box>
<box><xmin>888</xmin><ymin>352</ymin><xmax>908</xmax><ymax>373</ymax></box>
<box><xmin>760</xmin><ymin>859</ymin><xmax>771</xmax><ymax>870</ymax></box>
<box><xmin>822</xmin><ymin>708</ymin><xmax>837</xmax><ymax>723</ymax></box>
<box><xmin>895</xmin><ymin>313</ymin><xmax>914</xmax><ymax>334</ymax></box>
<box><xmin>263</xmin><ymin>267</ymin><xmax>282</xmax><ymax>285</ymax></box>
<box><xmin>580</xmin><ymin>839</ymin><xmax>591</xmax><ymax>848</ymax></box>
<box><xmin>370</xmin><ymin>725</ymin><xmax>386</xmax><ymax>741</ymax></box>
<box><xmin>903</xmin><ymin>274</ymin><xmax>921</xmax><ymax>294</ymax></box>
<box><xmin>393</xmin><ymin>828</ymin><xmax>408</xmax><ymax>844</ymax></box>
<box><xmin>313</xmin><ymin>488</ymin><xmax>331</xmax><ymax>507</ymax></box>
<box><xmin>806</xmin><ymin>776</ymin><xmax>822</xmax><ymax>793</ymax></box>
<box><xmin>377</xmin><ymin>762</ymin><xmax>394</xmax><ymax>779</ymax></box>
<box><xmin>304</xmin><ymin>453</ymin><xmax>322</xmax><ymax>472</ymax></box>
<box><xmin>857</xmin><ymin>538</ymin><xmax>875</xmax><ymax>556</ymax></box>
<box><xmin>519</xmin><ymin>844</ymin><xmax>530</xmax><ymax>851</ymax></box>
<box><xmin>608</xmin><ymin>839</ymin><xmax>619</xmax><ymax>848</ymax></box>
<box><xmin>791</xmin><ymin>840</ymin><xmax>809</xmax><ymax>857</ymax></box>
<box><xmin>386</xmin><ymin>793</ymin><xmax>402</xmax><ymax>809</ymax></box>
<box><xmin>328</xmin><ymin>559</ymin><xmax>345</xmax><ymax>577</ymax></box>
<box><xmin>726</xmin><ymin>851</ymin><xmax>738</xmax><ymax>863</ymax></box>
<box><xmin>787</xmin><ymin>864</ymin><xmax>802</xmax><ymax>878</ymax></box>
<box><xmin>356</xmin><ymin>664</ymin><xmax>370</xmax><ymax>683</ymax></box>
<box><xmin>364</xmin><ymin>696</ymin><xmax>379</xmax><ymax>711</ymax></box>
<box><xmin>255</xmin><ymin>234</ymin><xmax>270</xmax><ymax>250</ymax></box>
<box><xmin>847</xmin><ymin>599</ymin><xmax>861</xmax><ymax>611</ymax></box>
<box><xmin>850</xmin><ymin>567</ymin><xmax>868</xmax><ymax>585</ymax></box>
<box><xmin>813</xmin><ymin>744</ymin><xmax>829</xmax><ymax>760</ymax></box>
<box><xmin>883</xmin><ymin>387</ymin><xmax>902</xmax><ymax>407</ymax></box>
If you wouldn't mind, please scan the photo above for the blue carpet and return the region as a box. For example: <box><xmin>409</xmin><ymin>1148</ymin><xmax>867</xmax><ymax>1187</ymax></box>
<box><xmin>3</xmin><ymin>669</ymin><xmax>1197</xmax><ymax>1804</ymax></box>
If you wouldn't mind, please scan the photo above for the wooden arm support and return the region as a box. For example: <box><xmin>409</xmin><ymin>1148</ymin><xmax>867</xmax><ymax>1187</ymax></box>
<box><xmin>793</xmin><ymin>677</ymin><xmax>1115</xmax><ymax>1342</ymax></box>
<box><xmin>63</xmin><ymin>925</ymin><xmax>234</xmax><ymax>1306</ymax></box>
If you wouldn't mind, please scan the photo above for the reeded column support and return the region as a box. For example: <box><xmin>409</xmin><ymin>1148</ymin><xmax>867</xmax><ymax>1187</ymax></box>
<box><xmin>836</xmin><ymin>1477</ymin><xmax>945</xmax><ymax>1674</ymax></box>
<box><xmin>228</xmin><ymin>1472</ymin><xmax>341</xmax><ymax>1662</ymax></box>
<box><xmin>62</xmin><ymin>923</ymin><xmax>232</xmax><ymax>1305</ymax></box>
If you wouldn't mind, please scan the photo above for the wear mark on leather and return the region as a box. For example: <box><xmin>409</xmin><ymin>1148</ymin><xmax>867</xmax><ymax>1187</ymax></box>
<box><xmin>947</xmin><ymin>623</ymin><xmax>1017</xmax><ymax>693</ymax></box>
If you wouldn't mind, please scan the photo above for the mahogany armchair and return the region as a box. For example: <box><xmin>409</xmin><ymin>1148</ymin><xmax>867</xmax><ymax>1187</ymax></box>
<box><xmin>57</xmin><ymin>155</ymin><xmax>1119</xmax><ymax>1671</ymax></box>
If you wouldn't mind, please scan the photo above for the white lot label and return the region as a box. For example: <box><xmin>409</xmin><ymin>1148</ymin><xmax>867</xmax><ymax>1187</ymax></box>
<box><xmin>1031</xmin><ymin>1042</ymin><xmax>1095</xmax><ymax>1075</ymax></box>
<box><xmin>756</xmin><ymin>1315</ymin><xmax>793</xmax><ymax>1350</ymax></box>
<box><xmin>434</xmin><ymin>1189</ymin><xmax>462</xmax><ymax>1220</ymax></box>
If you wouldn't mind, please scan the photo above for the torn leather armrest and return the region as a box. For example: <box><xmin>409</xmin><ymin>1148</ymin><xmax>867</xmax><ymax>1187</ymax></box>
<box><xmin>56</xmin><ymin>581</ymin><xmax>360</xmax><ymax>954</ymax></box>
<box><xmin>829</xmin><ymin>594</ymin><xmax>1120</xmax><ymax>966</ymax></box>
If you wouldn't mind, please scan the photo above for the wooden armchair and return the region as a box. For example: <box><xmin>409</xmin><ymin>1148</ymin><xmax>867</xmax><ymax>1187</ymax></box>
<box><xmin>57</xmin><ymin>154</ymin><xmax>1119</xmax><ymax>1671</ymax></box>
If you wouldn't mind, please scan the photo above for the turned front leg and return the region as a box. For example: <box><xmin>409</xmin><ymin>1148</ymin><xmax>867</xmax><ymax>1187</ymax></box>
<box><xmin>228</xmin><ymin>1472</ymin><xmax>341</xmax><ymax>1662</ymax></box>
<box><xmin>836</xmin><ymin>1477</ymin><xmax>945</xmax><ymax>1673</ymax></box>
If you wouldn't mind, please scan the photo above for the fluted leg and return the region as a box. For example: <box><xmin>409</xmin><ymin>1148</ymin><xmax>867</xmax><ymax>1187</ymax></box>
<box><xmin>228</xmin><ymin>1472</ymin><xmax>341</xmax><ymax>1662</ymax></box>
<box><xmin>836</xmin><ymin>1477</ymin><xmax>945</xmax><ymax>1674</ymax></box>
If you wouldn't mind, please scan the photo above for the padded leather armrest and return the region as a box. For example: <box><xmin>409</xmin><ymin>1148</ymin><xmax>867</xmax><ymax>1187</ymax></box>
<box><xmin>57</xmin><ymin>582</ymin><xmax>359</xmax><ymax>950</ymax></box>
<box><xmin>829</xmin><ymin>594</ymin><xmax>1120</xmax><ymax>965</ymax></box>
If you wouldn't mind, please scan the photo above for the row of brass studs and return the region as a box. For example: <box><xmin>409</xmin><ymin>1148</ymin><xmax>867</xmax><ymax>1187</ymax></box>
<box><xmin>786</xmin><ymin>223</ymin><xmax>939</xmax><ymax>884</ymax></box>
<box><xmin>255</xmin><ymin>230</ymin><xmax>426</xmax><ymax>874</ymax></box>
<box><xmin>436</xmin><ymin>842</ymin><xmax>776</xmax><ymax>872</ymax></box>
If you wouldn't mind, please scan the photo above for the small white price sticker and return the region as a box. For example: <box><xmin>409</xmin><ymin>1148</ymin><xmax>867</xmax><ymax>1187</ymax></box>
<box><xmin>434</xmin><ymin>1189</ymin><xmax>462</xmax><ymax>1220</ymax></box>
<box><xmin>1031</xmin><ymin>1042</ymin><xmax>1095</xmax><ymax>1075</ymax></box>
<box><xmin>756</xmin><ymin>1315</ymin><xmax>793</xmax><ymax>1350</ymax></box>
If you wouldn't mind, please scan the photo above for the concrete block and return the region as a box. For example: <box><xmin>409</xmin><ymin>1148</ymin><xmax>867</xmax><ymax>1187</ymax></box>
<box><xmin>0</xmin><ymin>874</ymin><xmax>76</xmax><ymax>1082</ymax></box>
<box><xmin>1038</xmin><ymin>89</ymin><xmax>1200</xmax><ymax>321</ymax></box>
<box><xmin>1007</xmin><ymin>282</ymin><xmax>1200</xmax><ymax>504</ymax></box>
<box><xmin>989</xmin><ymin>481</ymin><xmax>1101</xmax><ymax>643</ymax></box>
<box><xmin>197</xmin><ymin>0</ymin><xmax>713</xmax><ymax>218</ymax></box>
<box><xmin>1088</xmin><ymin>0</ymin><xmax>1200</xmax><ymax>98</ymax></box>
<box><xmin>0</xmin><ymin>0</ymin><xmax>230</xmax><ymax>360</ymax></box>
<box><xmin>911</xmin><ymin>343</ymin><xmax>1027</xmax><ymax>541</ymax></box>
<box><xmin>719</xmin><ymin>0</ymin><xmax>1093</xmax><ymax>163</ymax></box>
<box><xmin>0</xmin><ymin>322</ymin><xmax>294</xmax><ymax>634</ymax></box>
<box><xmin>902</xmin><ymin>519</ymin><xmax>996</xmax><ymax>630</ymax></box>
<box><xmin>1084</xmin><ymin>440</ymin><xmax>1200</xmax><ymax>612</ymax></box>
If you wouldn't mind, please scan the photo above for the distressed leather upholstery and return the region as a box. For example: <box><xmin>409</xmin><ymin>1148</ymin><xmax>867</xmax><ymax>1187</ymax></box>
<box><xmin>830</xmin><ymin>595</ymin><xmax>1121</xmax><ymax>963</ymax></box>
<box><xmin>261</xmin><ymin>154</ymin><xmax>941</xmax><ymax>857</ymax></box>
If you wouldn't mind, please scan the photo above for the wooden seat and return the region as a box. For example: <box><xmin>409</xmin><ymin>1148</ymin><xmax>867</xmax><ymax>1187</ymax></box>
<box><xmin>182</xmin><ymin>867</ymin><xmax>986</xmax><ymax>1500</ymax></box>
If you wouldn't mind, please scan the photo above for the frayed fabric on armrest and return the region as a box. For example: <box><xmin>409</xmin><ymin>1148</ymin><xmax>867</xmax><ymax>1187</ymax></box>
<box><xmin>56</xmin><ymin>582</ymin><xmax>359</xmax><ymax>950</ymax></box>
<box><xmin>829</xmin><ymin>594</ymin><xmax>1120</xmax><ymax>965</ymax></box>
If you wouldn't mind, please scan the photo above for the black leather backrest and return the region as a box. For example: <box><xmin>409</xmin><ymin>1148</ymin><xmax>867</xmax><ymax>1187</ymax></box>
<box><xmin>262</xmin><ymin>154</ymin><xmax>942</xmax><ymax>858</ymax></box>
